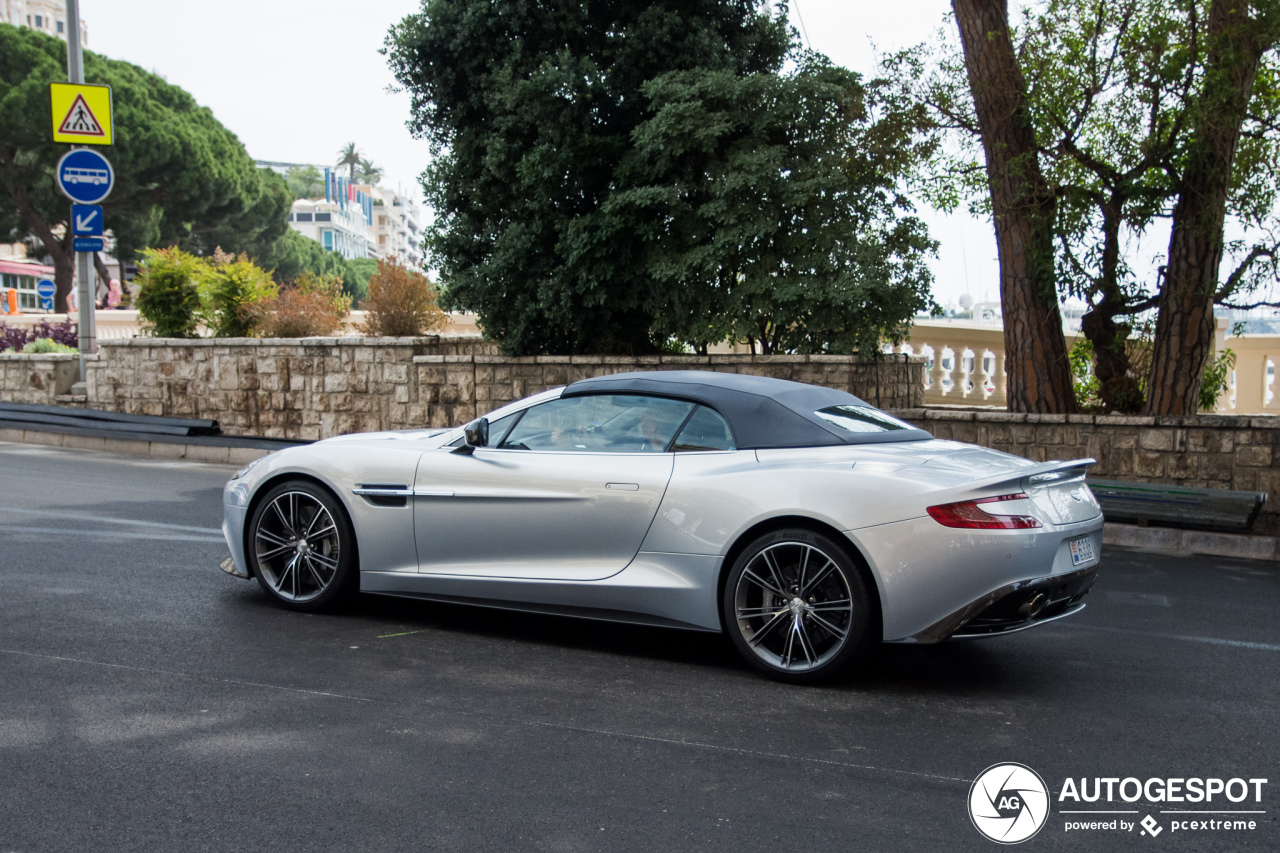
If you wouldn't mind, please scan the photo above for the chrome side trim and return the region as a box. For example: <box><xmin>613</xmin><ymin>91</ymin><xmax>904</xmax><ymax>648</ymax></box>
<box><xmin>412</xmin><ymin>488</ymin><xmax>456</xmax><ymax>497</ymax></box>
<box><xmin>352</xmin><ymin>486</ymin><xmax>414</xmax><ymax>497</ymax></box>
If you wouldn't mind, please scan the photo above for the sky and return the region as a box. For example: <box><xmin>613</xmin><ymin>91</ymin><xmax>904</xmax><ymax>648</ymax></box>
<box><xmin>87</xmin><ymin>0</ymin><xmax>997</xmax><ymax>308</ymax></box>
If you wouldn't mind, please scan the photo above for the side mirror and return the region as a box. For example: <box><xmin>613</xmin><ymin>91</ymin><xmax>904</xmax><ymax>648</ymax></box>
<box><xmin>456</xmin><ymin>417</ymin><xmax>490</xmax><ymax>454</ymax></box>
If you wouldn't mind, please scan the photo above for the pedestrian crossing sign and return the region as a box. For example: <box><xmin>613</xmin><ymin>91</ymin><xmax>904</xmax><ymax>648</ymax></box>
<box><xmin>50</xmin><ymin>83</ymin><xmax>113</xmax><ymax>145</ymax></box>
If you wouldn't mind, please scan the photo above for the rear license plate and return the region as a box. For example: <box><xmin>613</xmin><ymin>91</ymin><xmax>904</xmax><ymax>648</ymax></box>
<box><xmin>1069</xmin><ymin>536</ymin><xmax>1095</xmax><ymax>566</ymax></box>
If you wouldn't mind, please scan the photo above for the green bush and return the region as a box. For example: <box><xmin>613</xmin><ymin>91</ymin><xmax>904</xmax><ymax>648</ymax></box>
<box><xmin>198</xmin><ymin>249</ymin><xmax>278</xmax><ymax>337</ymax></box>
<box><xmin>1200</xmin><ymin>349</ymin><xmax>1236</xmax><ymax>413</ymax></box>
<box><xmin>135</xmin><ymin>247</ymin><xmax>206</xmax><ymax>338</ymax></box>
<box><xmin>21</xmin><ymin>338</ymin><xmax>76</xmax><ymax>353</ymax></box>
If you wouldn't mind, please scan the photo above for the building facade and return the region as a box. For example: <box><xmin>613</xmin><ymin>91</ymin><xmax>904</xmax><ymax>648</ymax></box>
<box><xmin>275</xmin><ymin>164</ymin><xmax>424</xmax><ymax>266</ymax></box>
<box><xmin>287</xmin><ymin>199</ymin><xmax>375</xmax><ymax>261</ymax></box>
<box><xmin>364</xmin><ymin>185</ymin><xmax>423</xmax><ymax>267</ymax></box>
<box><xmin>3</xmin><ymin>0</ymin><xmax>88</xmax><ymax>45</ymax></box>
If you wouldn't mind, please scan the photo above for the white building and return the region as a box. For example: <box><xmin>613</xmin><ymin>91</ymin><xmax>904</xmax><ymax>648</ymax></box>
<box><xmin>273</xmin><ymin>164</ymin><xmax>423</xmax><ymax>266</ymax></box>
<box><xmin>3</xmin><ymin>0</ymin><xmax>88</xmax><ymax>45</ymax></box>
<box><xmin>363</xmin><ymin>185</ymin><xmax>423</xmax><ymax>267</ymax></box>
<box><xmin>287</xmin><ymin>199</ymin><xmax>375</xmax><ymax>261</ymax></box>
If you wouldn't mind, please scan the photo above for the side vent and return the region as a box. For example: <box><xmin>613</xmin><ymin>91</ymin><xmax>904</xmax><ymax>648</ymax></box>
<box><xmin>352</xmin><ymin>484</ymin><xmax>411</xmax><ymax>508</ymax></box>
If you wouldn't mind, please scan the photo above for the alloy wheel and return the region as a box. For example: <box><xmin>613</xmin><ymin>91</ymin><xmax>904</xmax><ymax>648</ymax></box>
<box><xmin>733</xmin><ymin>541</ymin><xmax>855</xmax><ymax>673</ymax></box>
<box><xmin>253</xmin><ymin>491</ymin><xmax>342</xmax><ymax>603</ymax></box>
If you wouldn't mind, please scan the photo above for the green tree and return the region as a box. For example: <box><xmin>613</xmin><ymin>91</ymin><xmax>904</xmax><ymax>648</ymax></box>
<box><xmin>336</xmin><ymin>142</ymin><xmax>361</xmax><ymax>183</ymax></box>
<box><xmin>0</xmin><ymin>23</ymin><xmax>289</xmax><ymax>310</ymax></box>
<box><xmin>596</xmin><ymin>58</ymin><xmax>936</xmax><ymax>354</ymax></box>
<box><xmin>1146</xmin><ymin>0</ymin><xmax>1280</xmax><ymax>414</ymax></box>
<box><xmin>343</xmin><ymin>257</ymin><xmax>378</xmax><ymax>304</ymax></box>
<box><xmin>386</xmin><ymin>0</ymin><xmax>794</xmax><ymax>354</ymax></box>
<box><xmin>896</xmin><ymin>0</ymin><xmax>1280</xmax><ymax>413</ymax></box>
<box><xmin>285</xmin><ymin>164</ymin><xmax>325</xmax><ymax>199</ymax></box>
<box><xmin>355</xmin><ymin>157</ymin><xmax>382</xmax><ymax>185</ymax></box>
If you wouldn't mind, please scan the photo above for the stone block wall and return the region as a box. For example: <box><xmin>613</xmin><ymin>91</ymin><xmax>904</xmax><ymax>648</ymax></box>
<box><xmin>52</xmin><ymin>337</ymin><xmax>921</xmax><ymax>441</ymax></box>
<box><xmin>0</xmin><ymin>353</ymin><xmax>78</xmax><ymax>404</ymax></box>
<box><xmin>890</xmin><ymin>409</ymin><xmax>1280</xmax><ymax>534</ymax></box>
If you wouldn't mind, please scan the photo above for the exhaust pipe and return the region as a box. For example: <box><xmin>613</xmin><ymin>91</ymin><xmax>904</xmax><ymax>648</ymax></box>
<box><xmin>1018</xmin><ymin>593</ymin><xmax>1047</xmax><ymax>619</ymax></box>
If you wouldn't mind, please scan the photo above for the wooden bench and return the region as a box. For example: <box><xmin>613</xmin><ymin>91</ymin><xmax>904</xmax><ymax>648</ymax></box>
<box><xmin>1087</xmin><ymin>478</ymin><xmax>1267</xmax><ymax>531</ymax></box>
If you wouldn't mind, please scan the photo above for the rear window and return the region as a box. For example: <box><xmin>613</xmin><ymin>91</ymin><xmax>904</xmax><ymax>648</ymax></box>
<box><xmin>815</xmin><ymin>405</ymin><xmax>915</xmax><ymax>434</ymax></box>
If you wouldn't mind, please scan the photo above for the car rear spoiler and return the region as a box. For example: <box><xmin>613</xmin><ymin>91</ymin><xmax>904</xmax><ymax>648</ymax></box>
<box><xmin>961</xmin><ymin>458</ymin><xmax>1096</xmax><ymax>495</ymax></box>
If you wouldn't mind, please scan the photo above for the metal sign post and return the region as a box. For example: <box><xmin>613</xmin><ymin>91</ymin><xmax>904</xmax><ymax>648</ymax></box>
<box><xmin>65</xmin><ymin>0</ymin><xmax>95</xmax><ymax>382</ymax></box>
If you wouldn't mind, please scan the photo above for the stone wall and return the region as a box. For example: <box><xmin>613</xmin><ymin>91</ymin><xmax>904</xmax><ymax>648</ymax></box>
<box><xmin>56</xmin><ymin>337</ymin><xmax>922</xmax><ymax>440</ymax></box>
<box><xmin>891</xmin><ymin>408</ymin><xmax>1280</xmax><ymax>534</ymax></box>
<box><xmin>0</xmin><ymin>353</ymin><xmax>78</xmax><ymax>404</ymax></box>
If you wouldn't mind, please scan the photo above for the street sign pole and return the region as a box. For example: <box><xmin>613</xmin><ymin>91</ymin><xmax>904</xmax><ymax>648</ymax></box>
<box><xmin>65</xmin><ymin>0</ymin><xmax>96</xmax><ymax>382</ymax></box>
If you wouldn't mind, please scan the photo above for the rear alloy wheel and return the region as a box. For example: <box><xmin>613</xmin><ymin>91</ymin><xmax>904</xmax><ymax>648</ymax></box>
<box><xmin>723</xmin><ymin>529</ymin><xmax>875</xmax><ymax>683</ymax></box>
<box><xmin>248</xmin><ymin>481</ymin><xmax>357</xmax><ymax>611</ymax></box>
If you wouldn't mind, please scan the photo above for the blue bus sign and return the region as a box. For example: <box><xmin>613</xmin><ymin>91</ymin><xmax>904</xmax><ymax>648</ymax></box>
<box><xmin>56</xmin><ymin>149</ymin><xmax>114</xmax><ymax>204</ymax></box>
<box><xmin>36</xmin><ymin>279</ymin><xmax>56</xmax><ymax>311</ymax></box>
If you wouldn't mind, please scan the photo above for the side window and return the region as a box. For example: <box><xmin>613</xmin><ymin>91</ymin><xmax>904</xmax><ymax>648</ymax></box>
<box><xmin>486</xmin><ymin>410</ymin><xmax>523</xmax><ymax>445</ymax></box>
<box><xmin>671</xmin><ymin>406</ymin><xmax>736</xmax><ymax>452</ymax></box>
<box><xmin>499</xmin><ymin>395</ymin><xmax>694</xmax><ymax>453</ymax></box>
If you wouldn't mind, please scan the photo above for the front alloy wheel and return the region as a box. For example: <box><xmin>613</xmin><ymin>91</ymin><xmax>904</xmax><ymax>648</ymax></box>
<box><xmin>723</xmin><ymin>529</ymin><xmax>875</xmax><ymax>683</ymax></box>
<box><xmin>248</xmin><ymin>481</ymin><xmax>357</xmax><ymax>610</ymax></box>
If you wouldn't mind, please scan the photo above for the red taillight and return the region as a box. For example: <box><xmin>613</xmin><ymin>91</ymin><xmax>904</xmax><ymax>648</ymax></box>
<box><xmin>927</xmin><ymin>493</ymin><xmax>1041</xmax><ymax>529</ymax></box>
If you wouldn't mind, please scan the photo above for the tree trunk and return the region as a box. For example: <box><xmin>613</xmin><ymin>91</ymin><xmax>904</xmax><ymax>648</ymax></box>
<box><xmin>1145</xmin><ymin>0</ymin><xmax>1275</xmax><ymax>415</ymax></box>
<box><xmin>953</xmin><ymin>0</ymin><xmax>1076</xmax><ymax>413</ymax></box>
<box><xmin>1080</xmin><ymin>197</ymin><xmax>1143</xmax><ymax>412</ymax></box>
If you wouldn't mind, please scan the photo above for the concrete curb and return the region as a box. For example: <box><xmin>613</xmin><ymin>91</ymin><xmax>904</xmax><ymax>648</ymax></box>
<box><xmin>0</xmin><ymin>428</ymin><xmax>271</xmax><ymax>466</ymax></box>
<box><xmin>1103</xmin><ymin>522</ymin><xmax>1279</xmax><ymax>562</ymax></box>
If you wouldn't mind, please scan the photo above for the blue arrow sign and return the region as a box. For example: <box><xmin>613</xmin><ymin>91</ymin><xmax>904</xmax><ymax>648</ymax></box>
<box><xmin>36</xmin><ymin>279</ymin><xmax>56</xmax><ymax>311</ymax></box>
<box><xmin>71</xmin><ymin>204</ymin><xmax>103</xmax><ymax>236</ymax></box>
<box><xmin>56</xmin><ymin>149</ymin><xmax>114</xmax><ymax>204</ymax></box>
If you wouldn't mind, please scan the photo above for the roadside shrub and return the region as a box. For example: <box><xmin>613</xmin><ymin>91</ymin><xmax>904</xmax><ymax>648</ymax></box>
<box><xmin>359</xmin><ymin>259</ymin><xmax>446</xmax><ymax>337</ymax></box>
<box><xmin>198</xmin><ymin>247</ymin><xmax>278</xmax><ymax>337</ymax></box>
<box><xmin>252</xmin><ymin>272</ymin><xmax>351</xmax><ymax>338</ymax></box>
<box><xmin>135</xmin><ymin>247</ymin><xmax>206</xmax><ymax>338</ymax></box>
<box><xmin>1200</xmin><ymin>348</ymin><xmax>1236</xmax><ymax>413</ymax></box>
<box><xmin>0</xmin><ymin>320</ymin><xmax>78</xmax><ymax>353</ymax></box>
<box><xmin>21</xmin><ymin>338</ymin><xmax>76</xmax><ymax>354</ymax></box>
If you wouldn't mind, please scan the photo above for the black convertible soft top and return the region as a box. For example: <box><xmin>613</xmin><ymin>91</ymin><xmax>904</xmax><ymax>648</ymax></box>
<box><xmin>561</xmin><ymin>371</ymin><xmax>932</xmax><ymax>449</ymax></box>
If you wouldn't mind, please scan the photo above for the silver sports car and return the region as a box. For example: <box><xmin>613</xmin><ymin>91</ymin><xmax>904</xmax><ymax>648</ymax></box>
<box><xmin>220</xmin><ymin>371</ymin><xmax>1103</xmax><ymax>682</ymax></box>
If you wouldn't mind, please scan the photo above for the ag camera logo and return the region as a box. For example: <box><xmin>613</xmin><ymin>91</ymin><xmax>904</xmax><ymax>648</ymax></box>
<box><xmin>969</xmin><ymin>763</ymin><xmax>1050</xmax><ymax>844</ymax></box>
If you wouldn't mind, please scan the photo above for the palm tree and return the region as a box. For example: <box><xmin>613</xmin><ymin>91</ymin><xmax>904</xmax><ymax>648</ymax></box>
<box><xmin>336</xmin><ymin>142</ymin><xmax>361</xmax><ymax>182</ymax></box>
<box><xmin>356</xmin><ymin>157</ymin><xmax>382</xmax><ymax>185</ymax></box>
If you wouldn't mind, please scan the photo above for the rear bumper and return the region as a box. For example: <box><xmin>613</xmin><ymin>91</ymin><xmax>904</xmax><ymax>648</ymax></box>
<box><xmin>908</xmin><ymin>564</ymin><xmax>1098</xmax><ymax>642</ymax></box>
<box><xmin>847</xmin><ymin>514</ymin><xmax>1103</xmax><ymax>642</ymax></box>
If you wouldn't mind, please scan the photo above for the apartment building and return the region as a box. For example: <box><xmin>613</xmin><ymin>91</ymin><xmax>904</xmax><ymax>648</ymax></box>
<box><xmin>3</xmin><ymin>0</ymin><xmax>88</xmax><ymax>45</ymax></box>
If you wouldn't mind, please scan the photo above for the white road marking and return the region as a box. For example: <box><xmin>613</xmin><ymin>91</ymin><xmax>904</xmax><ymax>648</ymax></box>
<box><xmin>1064</xmin><ymin>623</ymin><xmax>1280</xmax><ymax>652</ymax></box>
<box><xmin>0</xmin><ymin>525</ymin><xmax>224</xmax><ymax>543</ymax></box>
<box><xmin>0</xmin><ymin>505</ymin><xmax>221</xmax><ymax>534</ymax></box>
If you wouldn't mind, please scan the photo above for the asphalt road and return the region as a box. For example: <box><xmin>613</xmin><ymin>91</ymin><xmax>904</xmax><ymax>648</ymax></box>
<box><xmin>0</xmin><ymin>440</ymin><xmax>1277</xmax><ymax>852</ymax></box>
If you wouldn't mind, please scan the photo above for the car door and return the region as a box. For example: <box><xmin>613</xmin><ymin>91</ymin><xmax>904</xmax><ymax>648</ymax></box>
<box><xmin>412</xmin><ymin>394</ymin><xmax>695</xmax><ymax>581</ymax></box>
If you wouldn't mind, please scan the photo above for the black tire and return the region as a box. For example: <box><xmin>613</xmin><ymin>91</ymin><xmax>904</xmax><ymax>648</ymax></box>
<box><xmin>722</xmin><ymin>527</ymin><xmax>876</xmax><ymax>683</ymax></box>
<box><xmin>247</xmin><ymin>480</ymin><xmax>359</xmax><ymax>611</ymax></box>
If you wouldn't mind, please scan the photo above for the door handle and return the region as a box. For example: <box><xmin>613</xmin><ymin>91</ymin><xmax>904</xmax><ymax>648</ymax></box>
<box><xmin>605</xmin><ymin>483</ymin><xmax>639</xmax><ymax>491</ymax></box>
